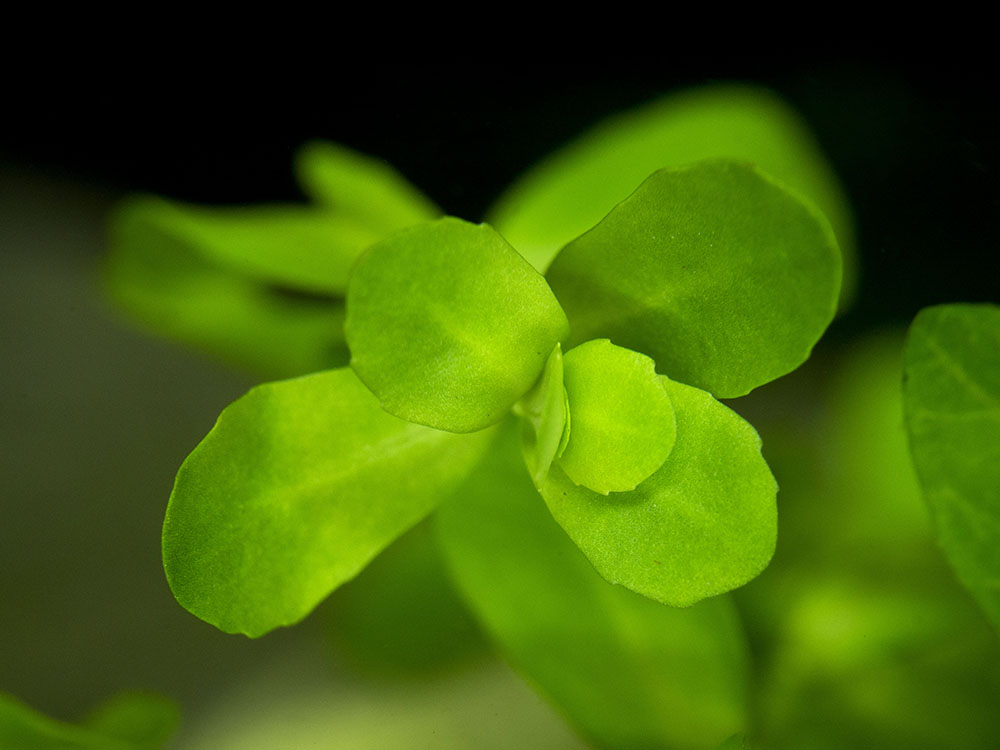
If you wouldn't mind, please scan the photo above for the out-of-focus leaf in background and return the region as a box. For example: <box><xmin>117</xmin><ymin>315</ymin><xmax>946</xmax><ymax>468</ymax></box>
<box><xmin>0</xmin><ymin>692</ymin><xmax>177</xmax><ymax>750</ymax></box>
<box><xmin>734</xmin><ymin>334</ymin><xmax>1000</xmax><ymax>750</ymax></box>
<box><xmin>105</xmin><ymin>143</ymin><xmax>439</xmax><ymax>380</ymax></box>
<box><xmin>903</xmin><ymin>303</ymin><xmax>1000</xmax><ymax>631</ymax></box>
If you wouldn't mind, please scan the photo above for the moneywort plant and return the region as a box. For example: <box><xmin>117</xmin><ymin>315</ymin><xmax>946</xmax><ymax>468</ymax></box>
<box><xmin>105</xmin><ymin>85</ymin><xmax>849</xmax><ymax>748</ymax></box>
<box><xmin>153</xmin><ymin>159</ymin><xmax>839</xmax><ymax>639</ymax></box>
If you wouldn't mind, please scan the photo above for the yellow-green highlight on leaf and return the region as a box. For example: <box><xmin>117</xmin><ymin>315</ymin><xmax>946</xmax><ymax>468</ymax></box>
<box><xmin>295</xmin><ymin>140</ymin><xmax>440</xmax><ymax>233</ymax></box>
<box><xmin>487</xmin><ymin>83</ymin><xmax>856</xmax><ymax>308</ymax></box>
<box><xmin>513</xmin><ymin>343</ymin><xmax>569</xmax><ymax>483</ymax></box>
<box><xmin>436</xmin><ymin>420</ymin><xmax>750</xmax><ymax>750</ymax></box>
<box><xmin>0</xmin><ymin>692</ymin><xmax>178</xmax><ymax>750</ymax></box>
<box><xmin>557</xmin><ymin>339</ymin><xmax>676</xmax><ymax>495</ymax></box>
<box><xmin>106</xmin><ymin>196</ymin><xmax>359</xmax><ymax>379</ymax></box>
<box><xmin>538</xmin><ymin>377</ymin><xmax>777</xmax><ymax>607</ymax></box>
<box><xmin>902</xmin><ymin>303</ymin><xmax>1000</xmax><ymax>631</ymax></box>
<box><xmin>163</xmin><ymin>368</ymin><xmax>494</xmax><ymax>638</ymax></box>
<box><xmin>346</xmin><ymin>217</ymin><xmax>570</xmax><ymax>433</ymax></box>
<box><xmin>546</xmin><ymin>161</ymin><xmax>841</xmax><ymax>399</ymax></box>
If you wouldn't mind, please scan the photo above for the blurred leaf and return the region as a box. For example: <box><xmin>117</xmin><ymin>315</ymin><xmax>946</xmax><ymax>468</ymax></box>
<box><xmin>295</xmin><ymin>140</ymin><xmax>440</xmax><ymax>233</ymax></box>
<box><xmin>716</xmin><ymin>735</ymin><xmax>749</xmax><ymax>750</ymax></box>
<box><xmin>346</xmin><ymin>218</ymin><xmax>569</xmax><ymax>433</ymax></box>
<box><xmin>557</xmin><ymin>339</ymin><xmax>676</xmax><ymax>495</ymax></box>
<box><xmin>538</xmin><ymin>376</ymin><xmax>776</xmax><ymax>607</ymax></box>
<box><xmin>163</xmin><ymin>368</ymin><xmax>494</xmax><ymax>637</ymax></box>
<box><xmin>0</xmin><ymin>692</ymin><xmax>176</xmax><ymax>750</ymax></box>
<box><xmin>546</xmin><ymin>161</ymin><xmax>841</xmax><ymax>398</ymax></box>
<box><xmin>487</xmin><ymin>84</ymin><xmax>856</xmax><ymax>307</ymax></box>
<box><xmin>436</xmin><ymin>420</ymin><xmax>750</xmax><ymax>750</ymax></box>
<box><xmin>514</xmin><ymin>343</ymin><xmax>569</xmax><ymax>483</ymax></box>
<box><xmin>325</xmin><ymin>519</ymin><xmax>488</xmax><ymax>676</ymax></box>
<box><xmin>903</xmin><ymin>303</ymin><xmax>1000</xmax><ymax>630</ymax></box>
<box><xmin>80</xmin><ymin>694</ymin><xmax>178</xmax><ymax>749</ymax></box>
<box><xmin>735</xmin><ymin>332</ymin><xmax>1000</xmax><ymax>749</ymax></box>
<box><xmin>106</xmin><ymin>197</ymin><xmax>353</xmax><ymax>379</ymax></box>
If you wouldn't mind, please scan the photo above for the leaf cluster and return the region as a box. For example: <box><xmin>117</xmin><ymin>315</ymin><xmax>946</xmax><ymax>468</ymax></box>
<box><xmin>105</xmin><ymin>85</ymin><xmax>849</xmax><ymax>748</ymax></box>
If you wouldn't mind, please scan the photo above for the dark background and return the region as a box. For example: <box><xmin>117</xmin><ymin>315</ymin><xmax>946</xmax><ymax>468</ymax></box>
<box><xmin>3</xmin><ymin>62</ymin><xmax>998</xmax><ymax>328</ymax></box>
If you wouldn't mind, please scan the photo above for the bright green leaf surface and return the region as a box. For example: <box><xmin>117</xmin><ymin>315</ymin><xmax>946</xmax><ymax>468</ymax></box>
<box><xmin>558</xmin><ymin>339</ymin><xmax>676</xmax><ymax>495</ymax></box>
<box><xmin>0</xmin><ymin>692</ymin><xmax>177</xmax><ymax>750</ymax></box>
<box><xmin>514</xmin><ymin>343</ymin><xmax>569</xmax><ymax>483</ymax></box>
<box><xmin>347</xmin><ymin>218</ymin><xmax>569</xmax><ymax>432</ymax></box>
<box><xmin>546</xmin><ymin>161</ymin><xmax>841</xmax><ymax>398</ymax></box>
<box><xmin>295</xmin><ymin>140</ymin><xmax>440</xmax><ymax>233</ymax></box>
<box><xmin>163</xmin><ymin>368</ymin><xmax>493</xmax><ymax>637</ymax></box>
<box><xmin>902</xmin><ymin>303</ymin><xmax>1000</xmax><ymax>630</ymax></box>
<box><xmin>539</xmin><ymin>377</ymin><xmax>777</xmax><ymax>607</ymax></box>
<box><xmin>487</xmin><ymin>84</ymin><xmax>856</xmax><ymax>307</ymax></box>
<box><xmin>436</xmin><ymin>421</ymin><xmax>750</xmax><ymax>750</ymax></box>
<box><xmin>106</xmin><ymin>197</ymin><xmax>353</xmax><ymax>379</ymax></box>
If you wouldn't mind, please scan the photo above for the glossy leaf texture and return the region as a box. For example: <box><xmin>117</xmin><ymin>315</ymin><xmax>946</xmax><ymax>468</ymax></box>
<box><xmin>487</xmin><ymin>84</ymin><xmax>856</xmax><ymax>307</ymax></box>
<box><xmin>546</xmin><ymin>161</ymin><xmax>841</xmax><ymax>398</ymax></box>
<box><xmin>515</xmin><ymin>343</ymin><xmax>569</xmax><ymax>483</ymax></box>
<box><xmin>163</xmin><ymin>367</ymin><xmax>493</xmax><ymax>637</ymax></box>
<box><xmin>558</xmin><ymin>339</ymin><xmax>676</xmax><ymax>495</ymax></box>
<box><xmin>0</xmin><ymin>692</ymin><xmax>177</xmax><ymax>750</ymax></box>
<box><xmin>902</xmin><ymin>303</ymin><xmax>1000</xmax><ymax>630</ymax></box>
<box><xmin>105</xmin><ymin>196</ymin><xmax>357</xmax><ymax>379</ymax></box>
<box><xmin>538</xmin><ymin>376</ymin><xmax>777</xmax><ymax>607</ymax></box>
<box><xmin>346</xmin><ymin>217</ymin><xmax>569</xmax><ymax>433</ymax></box>
<box><xmin>436</xmin><ymin>420</ymin><xmax>750</xmax><ymax>750</ymax></box>
<box><xmin>295</xmin><ymin>139</ymin><xmax>440</xmax><ymax>233</ymax></box>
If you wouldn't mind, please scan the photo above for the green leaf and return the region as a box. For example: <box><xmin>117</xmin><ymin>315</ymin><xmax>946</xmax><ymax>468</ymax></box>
<box><xmin>0</xmin><ymin>692</ymin><xmax>177</xmax><ymax>750</ymax></box>
<box><xmin>902</xmin><ymin>303</ymin><xmax>1000</xmax><ymax>630</ymax></box>
<box><xmin>80</xmin><ymin>694</ymin><xmax>178</xmax><ymax>749</ymax></box>
<box><xmin>295</xmin><ymin>140</ymin><xmax>440</xmax><ymax>233</ymax></box>
<box><xmin>487</xmin><ymin>83</ymin><xmax>856</xmax><ymax>308</ymax></box>
<box><xmin>546</xmin><ymin>161</ymin><xmax>841</xmax><ymax>398</ymax></box>
<box><xmin>106</xmin><ymin>196</ymin><xmax>355</xmax><ymax>379</ymax></box>
<box><xmin>163</xmin><ymin>367</ymin><xmax>494</xmax><ymax>637</ymax></box>
<box><xmin>346</xmin><ymin>217</ymin><xmax>570</xmax><ymax>433</ymax></box>
<box><xmin>514</xmin><ymin>343</ymin><xmax>569</xmax><ymax>483</ymax></box>
<box><xmin>436</xmin><ymin>420</ymin><xmax>750</xmax><ymax>750</ymax></box>
<box><xmin>538</xmin><ymin>376</ymin><xmax>777</xmax><ymax>607</ymax></box>
<box><xmin>558</xmin><ymin>339</ymin><xmax>676</xmax><ymax>495</ymax></box>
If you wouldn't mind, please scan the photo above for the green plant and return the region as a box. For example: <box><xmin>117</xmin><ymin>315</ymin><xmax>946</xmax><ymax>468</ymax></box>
<box><xmin>6</xmin><ymin>80</ymin><xmax>1000</xmax><ymax>750</ymax></box>
<box><xmin>157</xmin><ymin>157</ymin><xmax>841</xmax><ymax>639</ymax></box>
<box><xmin>902</xmin><ymin>303</ymin><xmax>1000</xmax><ymax>630</ymax></box>
<box><xmin>99</xmin><ymin>86</ymin><xmax>852</xmax><ymax>749</ymax></box>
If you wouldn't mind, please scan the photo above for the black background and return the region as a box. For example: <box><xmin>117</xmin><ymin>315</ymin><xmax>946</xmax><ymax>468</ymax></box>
<box><xmin>3</xmin><ymin>61</ymin><xmax>998</xmax><ymax>333</ymax></box>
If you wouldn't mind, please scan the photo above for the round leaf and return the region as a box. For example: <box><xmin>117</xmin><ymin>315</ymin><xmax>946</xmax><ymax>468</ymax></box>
<box><xmin>546</xmin><ymin>160</ymin><xmax>841</xmax><ymax>398</ymax></box>
<box><xmin>487</xmin><ymin>84</ymin><xmax>856</xmax><ymax>307</ymax></box>
<box><xmin>538</xmin><ymin>376</ymin><xmax>777</xmax><ymax>607</ymax></box>
<box><xmin>163</xmin><ymin>368</ymin><xmax>493</xmax><ymax>637</ymax></box>
<box><xmin>558</xmin><ymin>339</ymin><xmax>676</xmax><ymax>495</ymax></box>
<box><xmin>346</xmin><ymin>217</ymin><xmax>569</xmax><ymax>433</ymax></box>
<box><xmin>436</xmin><ymin>420</ymin><xmax>750</xmax><ymax>749</ymax></box>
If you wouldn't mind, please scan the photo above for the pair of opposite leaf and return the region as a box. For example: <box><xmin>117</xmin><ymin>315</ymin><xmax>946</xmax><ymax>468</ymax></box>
<box><xmin>159</xmin><ymin>157</ymin><xmax>841</xmax><ymax>638</ymax></box>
